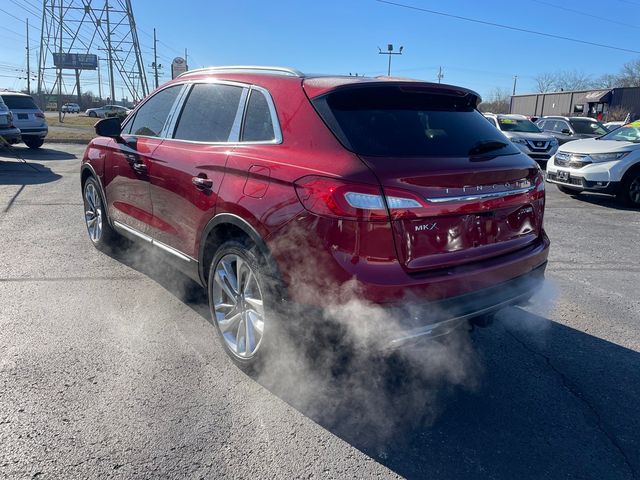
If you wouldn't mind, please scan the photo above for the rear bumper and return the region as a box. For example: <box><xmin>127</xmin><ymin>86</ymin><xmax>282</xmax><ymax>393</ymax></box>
<box><xmin>19</xmin><ymin>127</ymin><xmax>48</xmax><ymax>139</ymax></box>
<box><xmin>383</xmin><ymin>261</ymin><xmax>546</xmax><ymax>347</ymax></box>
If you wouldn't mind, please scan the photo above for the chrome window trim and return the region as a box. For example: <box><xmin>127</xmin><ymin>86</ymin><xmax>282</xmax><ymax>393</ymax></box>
<box><xmin>121</xmin><ymin>83</ymin><xmax>186</xmax><ymax>139</ymax></box>
<box><xmin>168</xmin><ymin>80</ymin><xmax>249</xmax><ymax>144</ymax></box>
<box><xmin>238</xmin><ymin>85</ymin><xmax>283</xmax><ymax>145</ymax></box>
<box><xmin>425</xmin><ymin>186</ymin><xmax>535</xmax><ymax>204</ymax></box>
<box><xmin>229</xmin><ymin>88</ymin><xmax>250</xmax><ymax>142</ymax></box>
<box><xmin>164</xmin><ymin>80</ymin><xmax>283</xmax><ymax>146</ymax></box>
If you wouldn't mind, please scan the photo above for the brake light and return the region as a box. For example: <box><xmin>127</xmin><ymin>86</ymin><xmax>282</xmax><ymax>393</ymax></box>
<box><xmin>35</xmin><ymin>112</ymin><xmax>45</xmax><ymax>119</ymax></box>
<box><xmin>294</xmin><ymin>175</ymin><xmax>427</xmax><ymax>221</ymax></box>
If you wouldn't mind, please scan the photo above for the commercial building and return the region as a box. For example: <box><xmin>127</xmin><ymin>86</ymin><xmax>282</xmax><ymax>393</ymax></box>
<box><xmin>510</xmin><ymin>87</ymin><xmax>640</xmax><ymax>121</ymax></box>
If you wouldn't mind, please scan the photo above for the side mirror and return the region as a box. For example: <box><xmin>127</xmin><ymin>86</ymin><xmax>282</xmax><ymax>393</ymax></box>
<box><xmin>561</xmin><ymin>128</ymin><xmax>572</xmax><ymax>135</ymax></box>
<box><xmin>95</xmin><ymin>116</ymin><xmax>122</xmax><ymax>139</ymax></box>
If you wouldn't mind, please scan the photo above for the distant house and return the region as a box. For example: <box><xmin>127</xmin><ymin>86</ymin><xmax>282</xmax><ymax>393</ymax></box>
<box><xmin>510</xmin><ymin>87</ymin><xmax>640</xmax><ymax>121</ymax></box>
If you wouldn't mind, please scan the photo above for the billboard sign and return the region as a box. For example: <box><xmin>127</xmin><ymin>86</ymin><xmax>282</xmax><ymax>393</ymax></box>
<box><xmin>53</xmin><ymin>53</ymin><xmax>98</xmax><ymax>70</ymax></box>
<box><xmin>171</xmin><ymin>57</ymin><xmax>187</xmax><ymax>79</ymax></box>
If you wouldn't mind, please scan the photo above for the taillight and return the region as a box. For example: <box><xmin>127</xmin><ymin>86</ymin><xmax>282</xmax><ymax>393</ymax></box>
<box><xmin>293</xmin><ymin>175</ymin><xmax>427</xmax><ymax>221</ymax></box>
<box><xmin>35</xmin><ymin>112</ymin><xmax>45</xmax><ymax>119</ymax></box>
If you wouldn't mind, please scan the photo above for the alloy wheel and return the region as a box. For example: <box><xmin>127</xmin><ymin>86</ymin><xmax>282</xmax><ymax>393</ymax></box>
<box><xmin>84</xmin><ymin>182</ymin><xmax>103</xmax><ymax>243</ymax></box>
<box><xmin>212</xmin><ymin>254</ymin><xmax>265</xmax><ymax>359</ymax></box>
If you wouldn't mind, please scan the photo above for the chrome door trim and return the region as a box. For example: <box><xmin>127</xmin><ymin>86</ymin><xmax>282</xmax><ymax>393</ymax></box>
<box><xmin>112</xmin><ymin>220</ymin><xmax>197</xmax><ymax>263</ymax></box>
<box><xmin>425</xmin><ymin>186</ymin><xmax>535</xmax><ymax>204</ymax></box>
<box><xmin>153</xmin><ymin>239</ymin><xmax>196</xmax><ymax>262</ymax></box>
<box><xmin>113</xmin><ymin>220</ymin><xmax>153</xmax><ymax>242</ymax></box>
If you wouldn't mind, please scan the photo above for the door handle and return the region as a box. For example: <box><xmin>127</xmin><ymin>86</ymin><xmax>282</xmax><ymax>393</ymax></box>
<box><xmin>132</xmin><ymin>162</ymin><xmax>147</xmax><ymax>174</ymax></box>
<box><xmin>192</xmin><ymin>176</ymin><xmax>213</xmax><ymax>189</ymax></box>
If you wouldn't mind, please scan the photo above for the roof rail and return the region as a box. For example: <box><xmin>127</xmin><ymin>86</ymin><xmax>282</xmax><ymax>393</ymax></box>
<box><xmin>178</xmin><ymin>65</ymin><xmax>304</xmax><ymax>78</ymax></box>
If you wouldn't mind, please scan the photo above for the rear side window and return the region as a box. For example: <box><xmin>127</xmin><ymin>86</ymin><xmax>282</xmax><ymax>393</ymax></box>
<box><xmin>173</xmin><ymin>83</ymin><xmax>243</xmax><ymax>142</ymax></box>
<box><xmin>126</xmin><ymin>85</ymin><xmax>181</xmax><ymax>137</ymax></box>
<box><xmin>241</xmin><ymin>89</ymin><xmax>275</xmax><ymax>142</ymax></box>
<box><xmin>313</xmin><ymin>86</ymin><xmax>519</xmax><ymax>157</ymax></box>
<box><xmin>2</xmin><ymin>95</ymin><xmax>38</xmax><ymax>110</ymax></box>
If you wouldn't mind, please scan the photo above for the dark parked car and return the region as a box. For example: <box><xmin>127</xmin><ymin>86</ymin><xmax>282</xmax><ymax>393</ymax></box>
<box><xmin>536</xmin><ymin>116</ymin><xmax>608</xmax><ymax>145</ymax></box>
<box><xmin>80</xmin><ymin>66</ymin><xmax>549</xmax><ymax>369</ymax></box>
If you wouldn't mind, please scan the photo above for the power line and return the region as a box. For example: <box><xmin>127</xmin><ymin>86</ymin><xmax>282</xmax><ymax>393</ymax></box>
<box><xmin>530</xmin><ymin>0</ymin><xmax>640</xmax><ymax>30</ymax></box>
<box><xmin>376</xmin><ymin>0</ymin><xmax>640</xmax><ymax>55</ymax></box>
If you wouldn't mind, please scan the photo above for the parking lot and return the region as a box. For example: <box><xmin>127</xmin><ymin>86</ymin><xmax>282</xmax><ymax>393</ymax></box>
<box><xmin>1</xmin><ymin>143</ymin><xmax>639</xmax><ymax>479</ymax></box>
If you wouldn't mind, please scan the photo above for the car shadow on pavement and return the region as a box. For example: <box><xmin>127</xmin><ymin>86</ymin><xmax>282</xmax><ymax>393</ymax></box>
<box><xmin>0</xmin><ymin>145</ymin><xmax>78</xmax><ymax>161</ymax></box>
<box><xmin>101</xmin><ymin>243</ymin><xmax>640</xmax><ymax>480</ymax></box>
<box><xmin>0</xmin><ymin>160</ymin><xmax>62</xmax><ymax>186</ymax></box>
<box><xmin>563</xmin><ymin>192</ymin><xmax>639</xmax><ymax>211</ymax></box>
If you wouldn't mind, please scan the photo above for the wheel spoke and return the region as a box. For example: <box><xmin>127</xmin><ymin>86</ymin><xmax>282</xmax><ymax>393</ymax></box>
<box><xmin>215</xmin><ymin>268</ymin><xmax>238</xmax><ymax>300</ymax></box>
<box><xmin>244</xmin><ymin>295</ymin><xmax>263</xmax><ymax>311</ymax></box>
<box><xmin>218</xmin><ymin>311</ymin><xmax>242</xmax><ymax>333</ymax></box>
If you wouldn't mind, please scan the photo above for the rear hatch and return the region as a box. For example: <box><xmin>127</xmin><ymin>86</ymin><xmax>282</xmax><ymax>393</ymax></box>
<box><xmin>310</xmin><ymin>82</ymin><xmax>545</xmax><ymax>272</ymax></box>
<box><xmin>1</xmin><ymin>94</ymin><xmax>46</xmax><ymax>129</ymax></box>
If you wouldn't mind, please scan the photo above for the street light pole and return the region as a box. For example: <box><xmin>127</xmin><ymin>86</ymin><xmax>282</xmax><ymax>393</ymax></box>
<box><xmin>512</xmin><ymin>75</ymin><xmax>518</xmax><ymax>96</ymax></box>
<box><xmin>378</xmin><ymin>44</ymin><xmax>403</xmax><ymax>76</ymax></box>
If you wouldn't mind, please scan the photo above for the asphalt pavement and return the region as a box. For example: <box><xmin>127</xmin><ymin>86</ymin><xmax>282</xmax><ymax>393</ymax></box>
<box><xmin>1</xmin><ymin>144</ymin><xmax>638</xmax><ymax>479</ymax></box>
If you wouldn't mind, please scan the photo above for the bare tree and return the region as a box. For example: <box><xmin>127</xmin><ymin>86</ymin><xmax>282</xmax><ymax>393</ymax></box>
<box><xmin>534</xmin><ymin>72</ymin><xmax>557</xmax><ymax>93</ymax></box>
<box><xmin>592</xmin><ymin>73</ymin><xmax>620</xmax><ymax>89</ymax></box>
<box><xmin>618</xmin><ymin>59</ymin><xmax>640</xmax><ymax>87</ymax></box>
<box><xmin>553</xmin><ymin>70</ymin><xmax>593</xmax><ymax>91</ymax></box>
<box><xmin>478</xmin><ymin>87</ymin><xmax>511</xmax><ymax>114</ymax></box>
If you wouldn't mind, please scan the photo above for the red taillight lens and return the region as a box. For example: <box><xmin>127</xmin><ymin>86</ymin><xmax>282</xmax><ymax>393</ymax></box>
<box><xmin>35</xmin><ymin>112</ymin><xmax>45</xmax><ymax>119</ymax></box>
<box><xmin>293</xmin><ymin>175</ymin><xmax>427</xmax><ymax>221</ymax></box>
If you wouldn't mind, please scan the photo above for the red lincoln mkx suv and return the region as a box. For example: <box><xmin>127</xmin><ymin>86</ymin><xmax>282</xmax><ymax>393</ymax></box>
<box><xmin>81</xmin><ymin>66</ymin><xmax>549</xmax><ymax>369</ymax></box>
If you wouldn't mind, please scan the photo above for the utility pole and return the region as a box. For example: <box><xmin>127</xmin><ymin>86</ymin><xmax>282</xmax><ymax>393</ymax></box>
<box><xmin>153</xmin><ymin>28</ymin><xmax>159</xmax><ymax>89</ymax></box>
<box><xmin>512</xmin><ymin>75</ymin><xmax>518</xmax><ymax>96</ymax></box>
<box><xmin>97</xmin><ymin>58</ymin><xmax>102</xmax><ymax>101</ymax></box>
<box><xmin>26</xmin><ymin>18</ymin><xmax>31</xmax><ymax>95</ymax></box>
<box><xmin>105</xmin><ymin>0</ymin><xmax>116</xmax><ymax>104</ymax></box>
<box><xmin>184</xmin><ymin>48</ymin><xmax>188</xmax><ymax>70</ymax></box>
<box><xmin>378</xmin><ymin>44</ymin><xmax>403</xmax><ymax>76</ymax></box>
<box><xmin>57</xmin><ymin>0</ymin><xmax>63</xmax><ymax>122</ymax></box>
<box><xmin>437</xmin><ymin>66</ymin><xmax>444</xmax><ymax>84</ymax></box>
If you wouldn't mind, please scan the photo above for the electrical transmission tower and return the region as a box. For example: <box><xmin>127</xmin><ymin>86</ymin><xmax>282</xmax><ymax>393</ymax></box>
<box><xmin>37</xmin><ymin>0</ymin><xmax>148</xmax><ymax>112</ymax></box>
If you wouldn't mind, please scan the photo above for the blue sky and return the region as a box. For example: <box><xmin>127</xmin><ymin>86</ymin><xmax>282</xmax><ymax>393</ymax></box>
<box><xmin>1</xmin><ymin>0</ymin><xmax>640</xmax><ymax>100</ymax></box>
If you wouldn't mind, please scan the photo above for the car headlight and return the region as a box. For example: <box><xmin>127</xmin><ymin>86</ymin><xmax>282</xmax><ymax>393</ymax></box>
<box><xmin>510</xmin><ymin>137</ymin><xmax>527</xmax><ymax>144</ymax></box>
<box><xmin>586</xmin><ymin>152</ymin><xmax>630</xmax><ymax>162</ymax></box>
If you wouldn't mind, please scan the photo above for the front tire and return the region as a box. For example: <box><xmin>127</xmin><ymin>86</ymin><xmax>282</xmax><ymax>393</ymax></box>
<box><xmin>208</xmin><ymin>239</ymin><xmax>282</xmax><ymax>372</ymax></box>
<box><xmin>23</xmin><ymin>137</ymin><xmax>44</xmax><ymax>149</ymax></box>
<box><xmin>617</xmin><ymin>170</ymin><xmax>640</xmax><ymax>207</ymax></box>
<box><xmin>82</xmin><ymin>177</ymin><xmax>120</xmax><ymax>251</ymax></box>
<box><xmin>88</xmin><ymin>111</ymin><xmax>97</xmax><ymax>118</ymax></box>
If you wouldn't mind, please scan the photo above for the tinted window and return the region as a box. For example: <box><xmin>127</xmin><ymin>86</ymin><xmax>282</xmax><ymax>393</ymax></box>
<box><xmin>497</xmin><ymin>117</ymin><xmax>542</xmax><ymax>133</ymax></box>
<box><xmin>537</xmin><ymin>120</ymin><xmax>546</xmax><ymax>129</ymax></box>
<box><xmin>1</xmin><ymin>95</ymin><xmax>38</xmax><ymax>110</ymax></box>
<box><xmin>571</xmin><ymin>120</ymin><xmax>607</xmax><ymax>135</ymax></box>
<box><xmin>128</xmin><ymin>86</ymin><xmax>181</xmax><ymax>137</ymax></box>
<box><xmin>174</xmin><ymin>83</ymin><xmax>243</xmax><ymax>142</ymax></box>
<box><xmin>315</xmin><ymin>86</ymin><xmax>519</xmax><ymax>157</ymax></box>
<box><xmin>241</xmin><ymin>90</ymin><xmax>275</xmax><ymax>142</ymax></box>
<box><xmin>553</xmin><ymin>121</ymin><xmax>569</xmax><ymax>132</ymax></box>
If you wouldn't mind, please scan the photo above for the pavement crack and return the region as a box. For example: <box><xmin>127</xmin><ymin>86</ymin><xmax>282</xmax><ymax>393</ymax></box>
<box><xmin>505</xmin><ymin>327</ymin><xmax>637</xmax><ymax>478</ymax></box>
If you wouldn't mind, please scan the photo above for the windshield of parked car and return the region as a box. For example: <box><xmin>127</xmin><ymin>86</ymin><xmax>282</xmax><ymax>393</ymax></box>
<box><xmin>497</xmin><ymin>117</ymin><xmax>542</xmax><ymax>133</ymax></box>
<box><xmin>314</xmin><ymin>86</ymin><xmax>520</xmax><ymax>157</ymax></box>
<box><xmin>1</xmin><ymin>95</ymin><xmax>38</xmax><ymax>110</ymax></box>
<box><xmin>599</xmin><ymin>122</ymin><xmax>640</xmax><ymax>142</ymax></box>
<box><xmin>571</xmin><ymin>119</ymin><xmax>608</xmax><ymax>135</ymax></box>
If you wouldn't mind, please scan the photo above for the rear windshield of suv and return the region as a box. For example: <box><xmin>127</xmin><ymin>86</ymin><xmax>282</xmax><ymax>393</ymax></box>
<box><xmin>571</xmin><ymin>119</ymin><xmax>607</xmax><ymax>135</ymax></box>
<box><xmin>1</xmin><ymin>95</ymin><xmax>38</xmax><ymax>110</ymax></box>
<box><xmin>313</xmin><ymin>86</ymin><xmax>519</xmax><ymax>157</ymax></box>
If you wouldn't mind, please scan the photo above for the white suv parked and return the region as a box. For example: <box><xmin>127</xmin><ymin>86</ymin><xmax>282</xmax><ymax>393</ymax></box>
<box><xmin>547</xmin><ymin>120</ymin><xmax>640</xmax><ymax>206</ymax></box>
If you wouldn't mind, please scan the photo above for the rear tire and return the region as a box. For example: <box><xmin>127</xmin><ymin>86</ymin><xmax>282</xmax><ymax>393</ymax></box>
<box><xmin>616</xmin><ymin>169</ymin><xmax>640</xmax><ymax>207</ymax></box>
<box><xmin>23</xmin><ymin>137</ymin><xmax>44</xmax><ymax>149</ymax></box>
<box><xmin>208</xmin><ymin>238</ymin><xmax>283</xmax><ymax>373</ymax></box>
<box><xmin>82</xmin><ymin>177</ymin><xmax>120</xmax><ymax>251</ymax></box>
<box><xmin>89</xmin><ymin>111</ymin><xmax>97</xmax><ymax>118</ymax></box>
<box><xmin>557</xmin><ymin>185</ymin><xmax>582</xmax><ymax>195</ymax></box>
